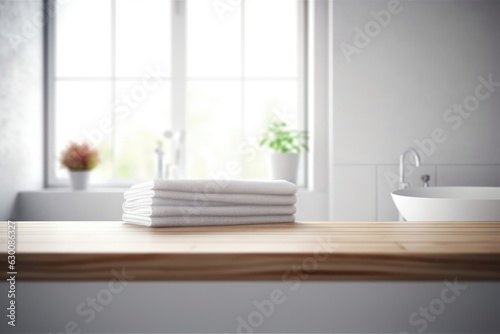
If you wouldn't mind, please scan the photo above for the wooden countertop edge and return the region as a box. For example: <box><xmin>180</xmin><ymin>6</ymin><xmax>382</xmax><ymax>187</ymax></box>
<box><xmin>11</xmin><ymin>252</ymin><xmax>500</xmax><ymax>281</ymax></box>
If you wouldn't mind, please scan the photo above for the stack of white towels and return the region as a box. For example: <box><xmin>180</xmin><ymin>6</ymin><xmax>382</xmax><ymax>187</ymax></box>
<box><xmin>122</xmin><ymin>179</ymin><xmax>297</xmax><ymax>227</ymax></box>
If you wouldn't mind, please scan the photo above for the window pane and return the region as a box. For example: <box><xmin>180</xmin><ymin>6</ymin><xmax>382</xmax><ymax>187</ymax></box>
<box><xmin>186</xmin><ymin>81</ymin><xmax>242</xmax><ymax>178</ymax></box>
<box><xmin>244</xmin><ymin>0</ymin><xmax>298</xmax><ymax>77</ymax></box>
<box><xmin>243</xmin><ymin>80</ymin><xmax>300</xmax><ymax>178</ymax></box>
<box><xmin>54</xmin><ymin>81</ymin><xmax>112</xmax><ymax>181</ymax></box>
<box><xmin>115</xmin><ymin>0</ymin><xmax>171</xmax><ymax>78</ymax></box>
<box><xmin>114</xmin><ymin>80</ymin><xmax>171</xmax><ymax>178</ymax></box>
<box><xmin>244</xmin><ymin>80</ymin><xmax>300</xmax><ymax>134</ymax></box>
<box><xmin>56</xmin><ymin>0</ymin><xmax>111</xmax><ymax>77</ymax></box>
<box><xmin>51</xmin><ymin>0</ymin><xmax>305</xmax><ymax>185</ymax></box>
<box><xmin>187</xmin><ymin>0</ymin><xmax>241</xmax><ymax>77</ymax></box>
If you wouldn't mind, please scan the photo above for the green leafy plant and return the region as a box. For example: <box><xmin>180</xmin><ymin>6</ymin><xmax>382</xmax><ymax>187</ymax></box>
<box><xmin>259</xmin><ymin>122</ymin><xmax>309</xmax><ymax>153</ymax></box>
<box><xmin>60</xmin><ymin>142</ymin><xmax>100</xmax><ymax>171</ymax></box>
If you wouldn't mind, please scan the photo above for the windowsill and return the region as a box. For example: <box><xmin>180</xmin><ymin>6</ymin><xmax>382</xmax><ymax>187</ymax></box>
<box><xmin>15</xmin><ymin>189</ymin><xmax>126</xmax><ymax>221</ymax></box>
<box><xmin>35</xmin><ymin>187</ymin><xmax>129</xmax><ymax>193</ymax></box>
<box><xmin>16</xmin><ymin>187</ymin><xmax>328</xmax><ymax>221</ymax></box>
<box><xmin>37</xmin><ymin>183</ymin><xmax>315</xmax><ymax>192</ymax></box>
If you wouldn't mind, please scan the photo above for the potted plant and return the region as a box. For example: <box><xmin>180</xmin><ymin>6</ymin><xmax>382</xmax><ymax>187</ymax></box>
<box><xmin>259</xmin><ymin>122</ymin><xmax>308</xmax><ymax>184</ymax></box>
<box><xmin>60</xmin><ymin>142</ymin><xmax>100</xmax><ymax>190</ymax></box>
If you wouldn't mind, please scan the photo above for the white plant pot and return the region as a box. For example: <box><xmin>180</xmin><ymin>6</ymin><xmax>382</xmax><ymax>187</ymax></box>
<box><xmin>269</xmin><ymin>153</ymin><xmax>299</xmax><ymax>184</ymax></box>
<box><xmin>69</xmin><ymin>170</ymin><xmax>90</xmax><ymax>191</ymax></box>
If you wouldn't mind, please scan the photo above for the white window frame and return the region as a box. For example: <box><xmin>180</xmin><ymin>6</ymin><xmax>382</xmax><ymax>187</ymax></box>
<box><xmin>44</xmin><ymin>0</ymin><xmax>331</xmax><ymax>216</ymax></box>
<box><xmin>296</xmin><ymin>0</ymin><xmax>330</xmax><ymax>220</ymax></box>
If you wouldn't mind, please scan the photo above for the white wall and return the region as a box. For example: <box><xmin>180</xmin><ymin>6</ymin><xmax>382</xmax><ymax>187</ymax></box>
<box><xmin>1</xmin><ymin>281</ymin><xmax>499</xmax><ymax>333</ymax></box>
<box><xmin>0</xmin><ymin>0</ymin><xmax>44</xmax><ymax>220</ymax></box>
<box><xmin>333</xmin><ymin>0</ymin><xmax>500</xmax><ymax>221</ymax></box>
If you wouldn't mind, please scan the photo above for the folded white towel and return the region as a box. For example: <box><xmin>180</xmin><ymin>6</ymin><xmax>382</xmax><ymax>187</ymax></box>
<box><xmin>122</xmin><ymin>204</ymin><xmax>296</xmax><ymax>217</ymax></box>
<box><xmin>123</xmin><ymin>197</ymin><xmax>233</xmax><ymax>210</ymax></box>
<box><xmin>124</xmin><ymin>190</ymin><xmax>297</xmax><ymax>206</ymax></box>
<box><xmin>127</xmin><ymin>179</ymin><xmax>297</xmax><ymax>196</ymax></box>
<box><xmin>122</xmin><ymin>213</ymin><xmax>295</xmax><ymax>227</ymax></box>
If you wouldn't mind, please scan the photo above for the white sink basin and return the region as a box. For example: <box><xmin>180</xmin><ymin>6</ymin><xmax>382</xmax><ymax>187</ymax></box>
<box><xmin>391</xmin><ymin>187</ymin><xmax>500</xmax><ymax>221</ymax></box>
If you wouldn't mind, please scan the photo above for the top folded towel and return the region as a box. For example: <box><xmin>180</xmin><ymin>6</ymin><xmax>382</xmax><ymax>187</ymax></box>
<box><xmin>123</xmin><ymin>191</ymin><xmax>297</xmax><ymax>206</ymax></box>
<box><xmin>126</xmin><ymin>179</ymin><xmax>297</xmax><ymax>196</ymax></box>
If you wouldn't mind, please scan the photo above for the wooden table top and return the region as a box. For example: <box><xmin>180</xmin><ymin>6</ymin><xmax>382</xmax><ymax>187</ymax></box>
<box><xmin>1</xmin><ymin>221</ymin><xmax>499</xmax><ymax>281</ymax></box>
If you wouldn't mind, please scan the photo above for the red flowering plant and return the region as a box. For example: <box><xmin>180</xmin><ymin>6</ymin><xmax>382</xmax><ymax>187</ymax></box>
<box><xmin>60</xmin><ymin>142</ymin><xmax>100</xmax><ymax>171</ymax></box>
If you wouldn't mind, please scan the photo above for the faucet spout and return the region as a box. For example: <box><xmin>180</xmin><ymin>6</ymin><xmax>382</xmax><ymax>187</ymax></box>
<box><xmin>154</xmin><ymin>141</ymin><xmax>165</xmax><ymax>179</ymax></box>
<box><xmin>398</xmin><ymin>147</ymin><xmax>421</xmax><ymax>222</ymax></box>
<box><xmin>164</xmin><ymin>130</ymin><xmax>185</xmax><ymax>179</ymax></box>
<box><xmin>399</xmin><ymin>147</ymin><xmax>421</xmax><ymax>188</ymax></box>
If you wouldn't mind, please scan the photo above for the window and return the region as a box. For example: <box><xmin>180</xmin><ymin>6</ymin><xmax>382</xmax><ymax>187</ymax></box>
<box><xmin>46</xmin><ymin>0</ymin><xmax>307</xmax><ymax>186</ymax></box>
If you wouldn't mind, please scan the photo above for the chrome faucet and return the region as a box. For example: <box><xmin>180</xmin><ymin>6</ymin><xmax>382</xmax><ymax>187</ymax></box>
<box><xmin>398</xmin><ymin>147</ymin><xmax>421</xmax><ymax>221</ymax></box>
<box><xmin>399</xmin><ymin>147</ymin><xmax>421</xmax><ymax>190</ymax></box>
<box><xmin>154</xmin><ymin>131</ymin><xmax>185</xmax><ymax>179</ymax></box>
<box><xmin>421</xmin><ymin>174</ymin><xmax>430</xmax><ymax>187</ymax></box>
<box><xmin>164</xmin><ymin>130</ymin><xmax>185</xmax><ymax>179</ymax></box>
<box><xmin>155</xmin><ymin>141</ymin><xmax>164</xmax><ymax>179</ymax></box>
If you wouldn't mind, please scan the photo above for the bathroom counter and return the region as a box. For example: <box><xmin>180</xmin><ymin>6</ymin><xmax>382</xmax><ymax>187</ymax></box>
<box><xmin>2</xmin><ymin>221</ymin><xmax>500</xmax><ymax>280</ymax></box>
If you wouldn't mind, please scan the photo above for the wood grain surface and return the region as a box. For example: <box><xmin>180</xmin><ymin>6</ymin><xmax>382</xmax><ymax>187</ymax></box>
<box><xmin>1</xmin><ymin>221</ymin><xmax>499</xmax><ymax>281</ymax></box>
